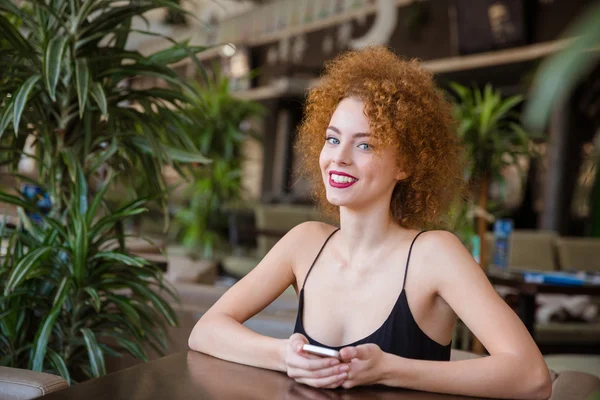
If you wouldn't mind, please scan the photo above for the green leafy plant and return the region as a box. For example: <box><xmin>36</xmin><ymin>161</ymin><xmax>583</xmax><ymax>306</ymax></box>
<box><xmin>449</xmin><ymin>82</ymin><xmax>539</xmax><ymax>266</ymax></box>
<box><xmin>0</xmin><ymin>0</ymin><xmax>214</xmax><ymax>382</ymax></box>
<box><xmin>0</xmin><ymin>166</ymin><xmax>178</xmax><ymax>383</ymax></box>
<box><xmin>175</xmin><ymin>76</ymin><xmax>264</xmax><ymax>258</ymax></box>
<box><xmin>523</xmin><ymin>2</ymin><xmax>600</xmax><ymax>236</ymax></box>
<box><xmin>523</xmin><ymin>2</ymin><xmax>600</xmax><ymax>132</ymax></box>
<box><xmin>0</xmin><ymin>0</ymin><xmax>209</xmax><ymax>210</ymax></box>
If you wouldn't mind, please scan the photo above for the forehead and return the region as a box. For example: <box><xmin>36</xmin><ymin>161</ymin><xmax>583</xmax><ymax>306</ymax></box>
<box><xmin>329</xmin><ymin>97</ymin><xmax>370</xmax><ymax>134</ymax></box>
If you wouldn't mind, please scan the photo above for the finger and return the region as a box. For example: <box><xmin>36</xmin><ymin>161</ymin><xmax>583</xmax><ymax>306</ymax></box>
<box><xmin>354</xmin><ymin>344</ymin><xmax>376</xmax><ymax>360</ymax></box>
<box><xmin>289</xmin><ymin>363</ymin><xmax>350</xmax><ymax>379</ymax></box>
<box><xmin>290</xmin><ymin>334</ymin><xmax>309</xmax><ymax>352</ymax></box>
<box><xmin>342</xmin><ymin>380</ymin><xmax>356</xmax><ymax>389</ymax></box>
<box><xmin>289</xmin><ymin>355</ymin><xmax>341</xmax><ymax>371</ymax></box>
<box><xmin>297</xmin><ymin>372</ymin><xmax>348</xmax><ymax>389</ymax></box>
<box><xmin>298</xmin><ymin>349</ymin><xmax>325</xmax><ymax>360</ymax></box>
<box><xmin>322</xmin><ymin>377</ymin><xmax>347</xmax><ymax>390</ymax></box>
<box><xmin>339</xmin><ymin>346</ymin><xmax>357</xmax><ymax>362</ymax></box>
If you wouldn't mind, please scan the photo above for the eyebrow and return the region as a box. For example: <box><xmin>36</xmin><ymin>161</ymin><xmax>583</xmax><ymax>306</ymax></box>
<box><xmin>326</xmin><ymin>126</ymin><xmax>371</xmax><ymax>138</ymax></box>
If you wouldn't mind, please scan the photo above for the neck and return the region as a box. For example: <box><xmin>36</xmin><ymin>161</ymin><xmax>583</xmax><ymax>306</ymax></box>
<box><xmin>337</xmin><ymin>203</ymin><xmax>407</xmax><ymax>267</ymax></box>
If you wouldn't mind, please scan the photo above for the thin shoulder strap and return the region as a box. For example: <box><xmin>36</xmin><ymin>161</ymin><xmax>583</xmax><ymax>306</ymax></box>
<box><xmin>302</xmin><ymin>227</ymin><xmax>340</xmax><ymax>289</ymax></box>
<box><xmin>403</xmin><ymin>231</ymin><xmax>427</xmax><ymax>289</ymax></box>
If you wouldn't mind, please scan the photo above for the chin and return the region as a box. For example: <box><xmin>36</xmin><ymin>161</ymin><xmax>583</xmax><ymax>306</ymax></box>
<box><xmin>325</xmin><ymin>193</ymin><xmax>350</xmax><ymax>207</ymax></box>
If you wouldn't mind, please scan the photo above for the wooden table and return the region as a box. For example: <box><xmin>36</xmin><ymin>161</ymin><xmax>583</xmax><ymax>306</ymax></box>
<box><xmin>40</xmin><ymin>351</ymin><xmax>489</xmax><ymax>399</ymax></box>
<box><xmin>487</xmin><ymin>270</ymin><xmax>600</xmax><ymax>339</ymax></box>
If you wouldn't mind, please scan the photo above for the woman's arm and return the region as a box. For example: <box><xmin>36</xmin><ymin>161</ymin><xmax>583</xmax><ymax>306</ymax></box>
<box><xmin>338</xmin><ymin>231</ymin><xmax>551</xmax><ymax>399</ymax></box>
<box><xmin>384</xmin><ymin>230</ymin><xmax>551</xmax><ymax>399</ymax></box>
<box><xmin>188</xmin><ymin>222</ymin><xmax>341</xmax><ymax>376</ymax></box>
<box><xmin>188</xmin><ymin>223</ymin><xmax>307</xmax><ymax>371</ymax></box>
<box><xmin>378</xmin><ymin>351</ymin><xmax>550</xmax><ymax>399</ymax></box>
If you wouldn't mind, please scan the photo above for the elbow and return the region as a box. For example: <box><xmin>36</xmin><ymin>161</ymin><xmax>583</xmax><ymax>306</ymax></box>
<box><xmin>188</xmin><ymin>316</ymin><xmax>210</xmax><ymax>352</ymax></box>
<box><xmin>524</xmin><ymin>365</ymin><xmax>553</xmax><ymax>400</ymax></box>
<box><xmin>187</xmin><ymin>326</ymin><xmax>201</xmax><ymax>352</ymax></box>
<box><xmin>188</xmin><ymin>331</ymin><xmax>200</xmax><ymax>352</ymax></box>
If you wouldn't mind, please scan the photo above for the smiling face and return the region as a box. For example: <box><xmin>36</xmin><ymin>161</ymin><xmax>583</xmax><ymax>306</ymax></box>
<box><xmin>319</xmin><ymin>97</ymin><xmax>405</xmax><ymax>210</ymax></box>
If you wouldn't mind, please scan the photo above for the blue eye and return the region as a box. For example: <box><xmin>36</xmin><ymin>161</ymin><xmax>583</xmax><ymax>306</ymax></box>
<box><xmin>326</xmin><ymin>137</ymin><xmax>340</xmax><ymax>145</ymax></box>
<box><xmin>358</xmin><ymin>143</ymin><xmax>371</xmax><ymax>150</ymax></box>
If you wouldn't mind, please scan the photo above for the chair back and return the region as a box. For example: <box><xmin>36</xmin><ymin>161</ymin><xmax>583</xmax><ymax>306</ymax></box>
<box><xmin>509</xmin><ymin>230</ymin><xmax>558</xmax><ymax>271</ymax></box>
<box><xmin>555</xmin><ymin>237</ymin><xmax>600</xmax><ymax>272</ymax></box>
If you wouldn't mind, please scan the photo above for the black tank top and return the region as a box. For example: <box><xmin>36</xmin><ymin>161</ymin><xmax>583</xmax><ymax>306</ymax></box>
<box><xmin>293</xmin><ymin>229</ymin><xmax>451</xmax><ymax>361</ymax></box>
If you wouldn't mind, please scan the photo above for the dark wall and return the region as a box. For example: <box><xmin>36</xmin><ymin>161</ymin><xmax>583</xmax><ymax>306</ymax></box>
<box><xmin>251</xmin><ymin>0</ymin><xmax>595</xmax><ymax>86</ymax></box>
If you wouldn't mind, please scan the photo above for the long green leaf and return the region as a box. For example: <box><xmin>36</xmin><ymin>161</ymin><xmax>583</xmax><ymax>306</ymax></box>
<box><xmin>31</xmin><ymin>304</ymin><xmax>61</xmax><ymax>371</ymax></box>
<box><xmin>106</xmin><ymin>294</ymin><xmax>142</xmax><ymax>329</ymax></box>
<box><xmin>524</xmin><ymin>2</ymin><xmax>600</xmax><ymax>131</ymax></box>
<box><xmin>89</xmin><ymin>252</ymin><xmax>148</xmax><ymax>267</ymax></box>
<box><xmin>75</xmin><ymin>58</ymin><xmax>90</xmax><ymax>118</ymax></box>
<box><xmin>129</xmin><ymin>282</ymin><xmax>178</xmax><ymax>327</ymax></box>
<box><xmin>0</xmin><ymin>101</ymin><xmax>14</xmax><ymax>139</ymax></box>
<box><xmin>76</xmin><ymin>163</ymin><xmax>88</xmax><ymax>214</ymax></box>
<box><xmin>4</xmin><ymin>247</ymin><xmax>53</xmax><ymax>295</ymax></box>
<box><xmin>112</xmin><ymin>336</ymin><xmax>148</xmax><ymax>362</ymax></box>
<box><xmin>52</xmin><ymin>277</ymin><xmax>71</xmax><ymax>307</ymax></box>
<box><xmin>0</xmin><ymin>306</ymin><xmax>22</xmax><ymax>322</ymax></box>
<box><xmin>86</xmin><ymin>170</ymin><xmax>114</xmax><ymax>225</ymax></box>
<box><xmin>90</xmin><ymin>198</ymin><xmax>148</xmax><ymax>238</ymax></box>
<box><xmin>0</xmin><ymin>13</ymin><xmax>33</xmax><ymax>53</ymax></box>
<box><xmin>44</xmin><ymin>36</ymin><xmax>68</xmax><ymax>101</ymax></box>
<box><xmin>89</xmin><ymin>81</ymin><xmax>107</xmax><ymax>117</ymax></box>
<box><xmin>79</xmin><ymin>4</ymin><xmax>156</xmax><ymax>38</ymax></box>
<box><xmin>147</xmin><ymin>44</ymin><xmax>207</xmax><ymax>66</ymax></box>
<box><xmin>84</xmin><ymin>287</ymin><xmax>101</xmax><ymax>312</ymax></box>
<box><xmin>87</xmin><ymin>139</ymin><xmax>117</xmax><ymax>178</ymax></box>
<box><xmin>0</xmin><ymin>191</ymin><xmax>36</xmax><ymax>212</ymax></box>
<box><xmin>71</xmin><ymin>213</ymin><xmax>88</xmax><ymax>286</ymax></box>
<box><xmin>47</xmin><ymin>349</ymin><xmax>71</xmax><ymax>384</ymax></box>
<box><xmin>13</xmin><ymin>75</ymin><xmax>40</xmax><ymax>135</ymax></box>
<box><xmin>129</xmin><ymin>136</ymin><xmax>211</xmax><ymax>164</ymax></box>
<box><xmin>489</xmin><ymin>95</ymin><xmax>523</xmax><ymax>129</ymax></box>
<box><xmin>81</xmin><ymin>328</ymin><xmax>106</xmax><ymax>377</ymax></box>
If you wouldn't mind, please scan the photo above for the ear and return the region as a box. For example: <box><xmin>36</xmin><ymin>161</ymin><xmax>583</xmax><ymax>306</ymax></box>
<box><xmin>395</xmin><ymin>169</ymin><xmax>409</xmax><ymax>181</ymax></box>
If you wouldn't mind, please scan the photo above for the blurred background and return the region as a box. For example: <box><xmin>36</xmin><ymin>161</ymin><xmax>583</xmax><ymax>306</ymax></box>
<box><xmin>1</xmin><ymin>0</ymin><xmax>599</xmax><ymax>387</ymax></box>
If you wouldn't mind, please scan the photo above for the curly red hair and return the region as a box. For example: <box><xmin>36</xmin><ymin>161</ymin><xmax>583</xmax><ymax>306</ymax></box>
<box><xmin>295</xmin><ymin>46</ymin><xmax>465</xmax><ymax>229</ymax></box>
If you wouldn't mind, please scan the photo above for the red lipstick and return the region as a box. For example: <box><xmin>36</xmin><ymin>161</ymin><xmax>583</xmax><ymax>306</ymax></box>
<box><xmin>328</xmin><ymin>171</ymin><xmax>358</xmax><ymax>189</ymax></box>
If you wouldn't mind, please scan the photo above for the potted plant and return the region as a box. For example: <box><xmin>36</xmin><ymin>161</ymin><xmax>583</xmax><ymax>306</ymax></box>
<box><xmin>1</xmin><ymin>167</ymin><xmax>180</xmax><ymax>383</ymax></box>
<box><xmin>0</xmin><ymin>0</ymin><xmax>211</xmax><ymax>382</ymax></box>
<box><xmin>175</xmin><ymin>74</ymin><xmax>264</xmax><ymax>261</ymax></box>
<box><xmin>449</xmin><ymin>82</ymin><xmax>540</xmax><ymax>269</ymax></box>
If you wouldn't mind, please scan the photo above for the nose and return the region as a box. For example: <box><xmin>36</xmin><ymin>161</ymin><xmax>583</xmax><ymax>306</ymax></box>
<box><xmin>332</xmin><ymin>142</ymin><xmax>352</xmax><ymax>166</ymax></box>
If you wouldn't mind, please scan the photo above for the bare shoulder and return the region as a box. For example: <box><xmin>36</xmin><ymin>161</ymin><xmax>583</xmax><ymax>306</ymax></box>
<box><xmin>419</xmin><ymin>230</ymin><xmax>465</xmax><ymax>254</ymax></box>
<box><xmin>286</xmin><ymin>221</ymin><xmax>339</xmax><ymax>280</ymax></box>
<box><xmin>415</xmin><ymin>230</ymin><xmax>477</xmax><ymax>280</ymax></box>
<box><xmin>286</xmin><ymin>221</ymin><xmax>338</xmax><ymax>242</ymax></box>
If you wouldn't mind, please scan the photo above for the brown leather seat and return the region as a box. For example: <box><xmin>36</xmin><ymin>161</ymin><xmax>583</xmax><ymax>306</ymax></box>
<box><xmin>0</xmin><ymin>366</ymin><xmax>68</xmax><ymax>399</ymax></box>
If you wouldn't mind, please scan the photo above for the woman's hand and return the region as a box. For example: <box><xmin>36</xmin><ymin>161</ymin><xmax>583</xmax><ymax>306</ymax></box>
<box><xmin>284</xmin><ymin>333</ymin><xmax>349</xmax><ymax>389</ymax></box>
<box><xmin>338</xmin><ymin>344</ymin><xmax>386</xmax><ymax>389</ymax></box>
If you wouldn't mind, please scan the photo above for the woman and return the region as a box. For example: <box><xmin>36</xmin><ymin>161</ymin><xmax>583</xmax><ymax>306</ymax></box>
<box><xmin>188</xmin><ymin>46</ymin><xmax>552</xmax><ymax>399</ymax></box>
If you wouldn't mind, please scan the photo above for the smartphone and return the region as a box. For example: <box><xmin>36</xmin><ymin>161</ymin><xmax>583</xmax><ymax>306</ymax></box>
<box><xmin>302</xmin><ymin>344</ymin><xmax>341</xmax><ymax>359</ymax></box>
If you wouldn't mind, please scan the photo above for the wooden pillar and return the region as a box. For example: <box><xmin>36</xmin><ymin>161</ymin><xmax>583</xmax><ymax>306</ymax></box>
<box><xmin>260</xmin><ymin>99</ymin><xmax>279</xmax><ymax>202</ymax></box>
